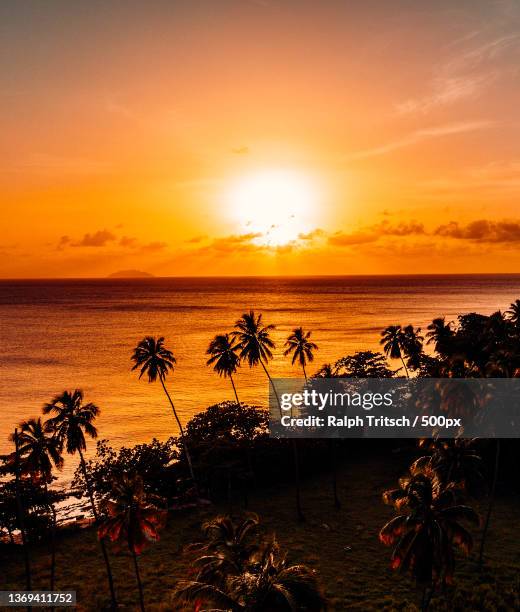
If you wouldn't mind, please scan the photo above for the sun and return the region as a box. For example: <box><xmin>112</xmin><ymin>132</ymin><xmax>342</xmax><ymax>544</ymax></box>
<box><xmin>226</xmin><ymin>169</ymin><xmax>319</xmax><ymax>246</ymax></box>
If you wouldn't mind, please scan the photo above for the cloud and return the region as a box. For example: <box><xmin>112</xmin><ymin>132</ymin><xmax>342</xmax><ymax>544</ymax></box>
<box><xmin>72</xmin><ymin>230</ymin><xmax>116</xmax><ymax>247</ymax></box>
<box><xmin>119</xmin><ymin>235</ymin><xmax>138</xmax><ymax>247</ymax></box>
<box><xmin>347</xmin><ymin>121</ymin><xmax>494</xmax><ymax>160</ymax></box>
<box><xmin>140</xmin><ymin>241</ymin><xmax>168</xmax><ymax>252</ymax></box>
<box><xmin>186</xmin><ymin>235</ymin><xmax>207</xmax><ymax>244</ymax></box>
<box><xmin>298</xmin><ymin>228</ymin><xmax>325</xmax><ymax>241</ymax></box>
<box><xmin>327</xmin><ymin>221</ymin><xmax>425</xmax><ymax>247</ymax></box>
<box><xmin>435</xmin><ymin>219</ymin><xmax>520</xmax><ymax>243</ymax></box>
<box><xmin>201</xmin><ymin>232</ymin><xmax>264</xmax><ymax>254</ymax></box>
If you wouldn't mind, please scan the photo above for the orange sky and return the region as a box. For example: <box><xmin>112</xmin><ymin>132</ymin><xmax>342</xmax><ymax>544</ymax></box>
<box><xmin>2</xmin><ymin>0</ymin><xmax>520</xmax><ymax>278</ymax></box>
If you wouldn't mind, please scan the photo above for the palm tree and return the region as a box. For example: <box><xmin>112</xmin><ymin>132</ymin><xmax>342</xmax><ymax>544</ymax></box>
<box><xmin>506</xmin><ymin>299</ymin><xmax>520</xmax><ymax>331</ymax></box>
<box><xmin>402</xmin><ymin>325</ymin><xmax>424</xmax><ymax>371</ymax></box>
<box><xmin>174</xmin><ymin>537</ymin><xmax>326</xmax><ymax>611</ymax></box>
<box><xmin>43</xmin><ymin>390</ymin><xmax>117</xmax><ymax>610</ymax></box>
<box><xmin>380</xmin><ymin>325</ymin><xmax>409</xmax><ymax>377</ymax></box>
<box><xmin>192</xmin><ymin>514</ymin><xmax>260</xmax><ymax>585</ymax></box>
<box><xmin>313</xmin><ymin>363</ymin><xmax>337</xmax><ymax>378</ymax></box>
<box><xmin>426</xmin><ymin>318</ymin><xmax>454</xmax><ymax>359</ymax></box>
<box><xmin>13</xmin><ymin>428</ymin><xmax>32</xmax><ymax>595</ymax></box>
<box><xmin>380</xmin><ymin>466</ymin><xmax>479</xmax><ymax>610</ymax></box>
<box><xmin>283</xmin><ymin>327</ymin><xmax>318</xmax><ymax>381</ymax></box>
<box><xmin>131</xmin><ymin>336</ymin><xmax>197</xmax><ymax>488</ymax></box>
<box><xmin>232</xmin><ymin>312</ymin><xmax>304</xmax><ymax>521</ymax></box>
<box><xmin>207</xmin><ymin>334</ymin><xmax>241</xmax><ymax>404</ymax></box>
<box><xmin>98</xmin><ymin>474</ymin><xmax>167</xmax><ymax>612</ymax></box>
<box><xmin>13</xmin><ymin>418</ymin><xmax>63</xmax><ymax>594</ymax></box>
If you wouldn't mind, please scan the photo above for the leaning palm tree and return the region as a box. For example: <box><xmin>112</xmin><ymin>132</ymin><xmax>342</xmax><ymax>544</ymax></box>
<box><xmin>232</xmin><ymin>312</ymin><xmax>304</xmax><ymax>521</ymax></box>
<box><xmin>380</xmin><ymin>466</ymin><xmax>479</xmax><ymax>610</ymax></box>
<box><xmin>380</xmin><ymin>325</ymin><xmax>409</xmax><ymax>377</ymax></box>
<box><xmin>13</xmin><ymin>418</ymin><xmax>63</xmax><ymax>594</ymax></box>
<box><xmin>174</xmin><ymin>537</ymin><xmax>326</xmax><ymax>611</ymax></box>
<box><xmin>131</xmin><ymin>336</ymin><xmax>197</xmax><ymax>488</ymax></box>
<box><xmin>99</xmin><ymin>474</ymin><xmax>167</xmax><ymax>612</ymax></box>
<box><xmin>207</xmin><ymin>334</ymin><xmax>242</xmax><ymax>404</ymax></box>
<box><xmin>283</xmin><ymin>327</ymin><xmax>318</xmax><ymax>381</ymax></box>
<box><xmin>43</xmin><ymin>390</ymin><xmax>117</xmax><ymax>610</ymax></box>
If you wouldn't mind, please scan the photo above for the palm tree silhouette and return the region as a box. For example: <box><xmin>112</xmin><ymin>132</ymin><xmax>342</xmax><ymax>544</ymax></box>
<box><xmin>402</xmin><ymin>325</ymin><xmax>424</xmax><ymax>371</ymax></box>
<box><xmin>13</xmin><ymin>418</ymin><xmax>63</xmax><ymax>595</ymax></box>
<box><xmin>12</xmin><ymin>428</ymin><xmax>32</xmax><ymax>595</ymax></box>
<box><xmin>43</xmin><ymin>390</ymin><xmax>117</xmax><ymax>610</ymax></box>
<box><xmin>283</xmin><ymin>327</ymin><xmax>318</xmax><ymax>381</ymax></box>
<box><xmin>131</xmin><ymin>336</ymin><xmax>197</xmax><ymax>489</ymax></box>
<box><xmin>207</xmin><ymin>334</ymin><xmax>242</xmax><ymax>405</ymax></box>
<box><xmin>232</xmin><ymin>311</ymin><xmax>304</xmax><ymax>521</ymax></box>
<box><xmin>506</xmin><ymin>299</ymin><xmax>520</xmax><ymax>331</ymax></box>
<box><xmin>380</xmin><ymin>466</ymin><xmax>478</xmax><ymax>610</ymax></box>
<box><xmin>426</xmin><ymin>318</ymin><xmax>454</xmax><ymax>359</ymax></box>
<box><xmin>380</xmin><ymin>325</ymin><xmax>409</xmax><ymax>377</ymax></box>
<box><xmin>98</xmin><ymin>474</ymin><xmax>167</xmax><ymax>612</ymax></box>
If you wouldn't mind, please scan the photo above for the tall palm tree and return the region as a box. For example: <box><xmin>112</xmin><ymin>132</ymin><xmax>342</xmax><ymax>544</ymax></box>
<box><xmin>98</xmin><ymin>474</ymin><xmax>167</xmax><ymax>612</ymax></box>
<box><xmin>13</xmin><ymin>418</ymin><xmax>63</xmax><ymax>595</ymax></box>
<box><xmin>402</xmin><ymin>325</ymin><xmax>424</xmax><ymax>371</ymax></box>
<box><xmin>43</xmin><ymin>390</ymin><xmax>117</xmax><ymax>610</ymax></box>
<box><xmin>131</xmin><ymin>336</ymin><xmax>197</xmax><ymax>488</ymax></box>
<box><xmin>426</xmin><ymin>318</ymin><xmax>454</xmax><ymax>359</ymax></box>
<box><xmin>283</xmin><ymin>327</ymin><xmax>318</xmax><ymax>381</ymax></box>
<box><xmin>207</xmin><ymin>334</ymin><xmax>241</xmax><ymax>405</ymax></box>
<box><xmin>380</xmin><ymin>325</ymin><xmax>409</xmax><ymax>378</ymax></box>
<box><xmin>13</xmin><ymin>428</ymin><xmax>32</xmax><ymax>595</ymax></box>
<box><xmin>232</xmin><ymin>312</ymin><xmax>304</xmax><ymax>521</ymax></box>
<box><xmin>380</xmin><ymin>466</ymin><xmax>479</xmax><ymax>610</ymax></box>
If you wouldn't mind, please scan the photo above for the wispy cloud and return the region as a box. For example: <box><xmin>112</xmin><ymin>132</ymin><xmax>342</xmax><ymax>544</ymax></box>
<box><xmin>347</xmin><ymin>121</ymin><xmax>494</xmax><ymax>160</ymax></box>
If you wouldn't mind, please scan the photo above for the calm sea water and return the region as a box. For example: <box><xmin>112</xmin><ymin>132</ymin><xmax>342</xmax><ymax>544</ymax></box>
<box><xmin>2</xmin><ymin>275</ymin><xmax>520</xmax><ymax>482</ymax></box>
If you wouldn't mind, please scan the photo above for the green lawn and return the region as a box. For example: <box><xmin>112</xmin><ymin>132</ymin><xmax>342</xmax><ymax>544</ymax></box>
<box><xmin>2</xmin><ymin>452</ymin><xmax>519</xmax><ymax>611</ymax></box>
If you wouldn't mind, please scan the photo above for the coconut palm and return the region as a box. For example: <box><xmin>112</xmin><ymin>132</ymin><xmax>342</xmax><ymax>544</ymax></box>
<box><xmin>283</xmin><ymin>327</ymin><xmax>318</xmax><ymax>381</ymax></box>
<box><xmin>174</xmin><ymin>537</ymin><xmax>326</xmax><ymax>611</ymax></box>
<box><xmin>43</xmin><ymin>390</ymin><xmax>117</xmax><ymax>610</ymax></box>
<box><xmin>13</xmin><ymin>428</ymin><xmax>32</xmax><ymax>594</ymax></box>
<box><xmin>506</xmin><ymin>299</ymin><xmax>520</xmax><ymax>330</ymax></box>
<box><xmin>232</xmin><ymin>311</ymin><xmax>304</xmax><ymax>521</ymax></box>
<box><xmin>380</xmin><ymin>325</ymin><xmax>409</xmax><ymax>378</ymax></box>
<box><xmin>380</xmin><ymin>466</ymin><xmax>479</xmax><ymax>610</ymax></box>
<box><xmin>13</xmin><ymin>418</ymin><xmax>63</xmax><ymax>594</ymax></box>
<box><xmin>192</xmin><ymin>514</ymin><xmax>260</xmax><ymax>585</ymax></box>
<box><xmin>232</xmin><ymin>311</ymin><xmax>277</xmax><ymax>401</ymax></box>
<box><xmin>207</xmin><ymin>333</ymin><xmax>241</xmax><ymax>404</ymax></box>
<box><xmin>402</xmin><ymin>325</ymin><xmax>424</xmax><ymax>371</ymax></box>
<box><xmin>412</xmin><ymin>439</ymin><xmax>485</xmax><ymax>497</ymax></box>
<box><xmin>98</xmin><ymin>474</ymin><xmax>167</xmax><ymax>612</ymax></box>
<box><xmin>131</xmin><ymin>336</ymin><xmax>197</xmax><ymax>488</ymax></box>
<box><xmin>426</xmin><ymin>318</ymin><xmax>454</xmax><ymax>359</ymax></box>
<box><xmin>313</xmin><ymin>363</ymin><xmax>337</xmax><ymax>378</ymax></box>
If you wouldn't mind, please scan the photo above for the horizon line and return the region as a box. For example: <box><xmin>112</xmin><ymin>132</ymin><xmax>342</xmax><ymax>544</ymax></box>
<box><xmin>2</xmin><ymin>272</ymin><xmax>520</xmax><ymax>281</ymax></box>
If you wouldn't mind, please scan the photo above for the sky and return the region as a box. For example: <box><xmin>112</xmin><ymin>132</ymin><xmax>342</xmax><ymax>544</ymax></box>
<box><xmin>1</xmin><ymin>0</ymin><xmax>520</xmax><ymax>278</ymax></box>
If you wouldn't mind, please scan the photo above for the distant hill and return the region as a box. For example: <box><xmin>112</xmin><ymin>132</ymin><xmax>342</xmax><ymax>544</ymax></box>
<box><xmin>107</xmin><ymin>269</ymin><xmax>154</xmax><ymax>278</ymax></box>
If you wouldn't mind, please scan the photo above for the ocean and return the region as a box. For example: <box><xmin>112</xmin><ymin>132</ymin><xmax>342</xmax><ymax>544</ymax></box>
<box><xmin>2</xmin><ymin>275</ymin><xmax>520</xmax><ymax>482</ymax></box>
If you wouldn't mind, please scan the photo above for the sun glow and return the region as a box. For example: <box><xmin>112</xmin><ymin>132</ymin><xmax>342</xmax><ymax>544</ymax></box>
<box><xmin>226</xmin><ymin>169</ymin><xmax>319</xmax><ymax>246</ymax></box>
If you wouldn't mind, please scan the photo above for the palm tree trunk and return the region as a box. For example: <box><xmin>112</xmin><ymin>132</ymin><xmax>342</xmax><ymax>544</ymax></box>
<box><xmin>78</xmin><ymin>448</ymin><xmax>118</xmax><ymax>610</ymax></box>
<box><xmin>229</xmin><ymin>373</ymin><xmax>240</xmax><ymax>405</ymax></box>
<box><xmin>131</xmin><ymin>548</ymin><xmax>145</xmax><ymax>612</ymax></box>
<box><xmin>13</xmin><ymin>429</ymin><xmax>32</xmax><ymax>593</ymax></box>
<box><xmin>478</xmin><ymin>439</ymin><xmax>500</xmax><ymax>568</ymax></box>
<box><xmin>159</xmin><ymin>375</ymin><xmax>198</xmax><ymax>490</ymax></box>
<box><xmin>261</xmin><ymin>360</ymin><xmax>305</xmax><ymax>522</ymax></box>
<box><xmin>400</xmin><ymin>354</ymin><xmax>410</xmax><ymax>378</ymax></box>
<box><xmin>43</xmin><ymin>480</ymin><xmax>57</xmax><ymax>601</ymax></box>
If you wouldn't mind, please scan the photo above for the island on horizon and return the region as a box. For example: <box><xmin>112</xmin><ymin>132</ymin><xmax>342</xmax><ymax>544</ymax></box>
<box><xmin>107</xmin><ymin>269</ymin><xmax>155</xmax><ymax>279</ymax></box>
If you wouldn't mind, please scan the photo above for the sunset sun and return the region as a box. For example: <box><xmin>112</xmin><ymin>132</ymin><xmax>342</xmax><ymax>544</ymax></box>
<box><xmin>226</xmin><ymin>169</ymin><xmax>319</xmax><ymax>246</ymax></box>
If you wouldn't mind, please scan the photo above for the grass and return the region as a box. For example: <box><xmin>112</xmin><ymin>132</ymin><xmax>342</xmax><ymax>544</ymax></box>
<box><xmin>2</xmin><ymin>450</ymin><xmax>519</xmax><ymax>611</ymax></box>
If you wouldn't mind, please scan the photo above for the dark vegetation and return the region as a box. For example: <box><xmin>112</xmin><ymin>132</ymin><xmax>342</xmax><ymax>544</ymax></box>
<box><xmin>2</xmin><ymin>301</ymin><xmax>520</xmax><ymax>610</ymax></box>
